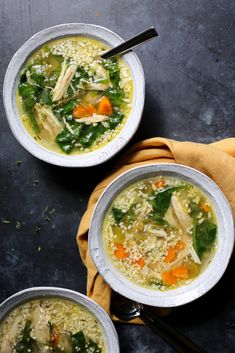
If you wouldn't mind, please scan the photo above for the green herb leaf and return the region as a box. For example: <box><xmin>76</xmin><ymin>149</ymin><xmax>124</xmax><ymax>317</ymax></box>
<box><xmin>103</xmin><ymin>59</ymin><xmax>120</xmax><ymax>87</ymax></box>
<box><xmin>150</xmin><ymin>186</ymin><xmax>186</xmax><ymax>217</ymax></box>
<box><xmin>104</xmin><ymin>87</ymin><xmax>124</xmax><ymax>107</ymax></box>
<box><xmin>108</xmin><ymin>111</ymin><xmax>124</xmax><ymax>129</ymax></box>
<box><xmin>112</xmin><ymin>207</ymin><xmax>125</xmax><ymax>224</ymax></box>
<box><xmin>56</xmin><ymin>128</ymin><xmax>76</xmax><ymax>153</ymax></box>
<box><xmin>71</xmin><ymin>331</ymin><xmax>101</xmax><ymax>353</ymax></box>
<box><xmin>14</xmin><ymin>321</ymin><xmax>36</xmax><ymax>353</ymax></box>
<box><xmin>193</xmin><ymin>220</ymin><xmax>217</xmax><ymax>259</ymax></box>
<box><xmin>39</xmin><ymin>88</ymin><xmax>52</xmax><ymax>106</ymax></box>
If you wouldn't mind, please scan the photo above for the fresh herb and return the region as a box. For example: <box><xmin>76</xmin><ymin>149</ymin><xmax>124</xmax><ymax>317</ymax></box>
<box><xmin>112</xmin><ymin>204</ymin><xmax>136</xmax><ymax>225</ymax></box>
<box><xmin>16</xmin><ymin>160</ymin><xmax>22</xmax><ymax>166</ymax></box>
<box><xmin>193</xmin><ymin>220</ymin><xmax>217</xmax><ymax>259</ymax></box>
<box><xmin>2</xmin><ymin>219</ymin><xmax>11</xmax><ymax>224</ymax></box>
<box><xmin>18</xmin><ymin>82</ymin><xmax>40</xmax><ymax>132</ymax></box>
<box><xmin>16</xmin><ymin>221</ymin><xmax>23</xmax><ymax>229</ymax></box>
<box><xmin>71</xmin><ymin>331</ymin><xmax>101</xmax><ymax>353</ymax></box>
<box><xmin>56</xmin><ymin>127</ymin><xmax>76</xmax><ymax>153</ymax></box>
<box><xmin>103</xmin><ymin>59</ymin><xmax>120</xmax><ymax>87</ymax></box>
<box><xmin>44</xmin><ymin>206</ymin><xmax>55</xmax><ymax>222</ymax></box>
<box><xmin>151</xmin><ymin>212</ymin><xmax>169</xmax><ymax>226</ymax></box>
<box><xmin>35</xmin><ymin>223</ymin><xmax>41</xmax><ymax>233</ymax></box>
<box><xmin>39</xmin><ymin>88</ymin><xmax>52</xmax><ymax>106</ymax></box>
<box><xmin>14</xmin><ymin>321</ymin><xmax>36</xmax><ymax>353</ymax></box>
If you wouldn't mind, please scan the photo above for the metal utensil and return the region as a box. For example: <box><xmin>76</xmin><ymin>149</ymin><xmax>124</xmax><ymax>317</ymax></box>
<box><xmin>101</xmin><ymin>27</ymin><xmax>158</xmax><ymax>59</ymax></box>
<box><xmin>111</xmin><ymin>291</ymin><xmax>208</xmax><ymax>353</ymax></box>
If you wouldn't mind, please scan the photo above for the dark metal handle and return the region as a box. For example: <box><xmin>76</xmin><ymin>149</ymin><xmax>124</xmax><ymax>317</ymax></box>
<box><xmin>101</xmin><ymin>27</ymin><xmax>158</xmax><ymax>59</ymax></box>
<box><xmin>140</xmin><ymin>307</ymin><xmax>209</xmax><ymax>353</ymax></box>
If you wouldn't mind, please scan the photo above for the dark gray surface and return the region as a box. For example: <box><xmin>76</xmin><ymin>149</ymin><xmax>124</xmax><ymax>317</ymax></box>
<box><xmin>0</xmin><ymin>1</ymin><xmax>235</xmax><ymax>352</ymax></box>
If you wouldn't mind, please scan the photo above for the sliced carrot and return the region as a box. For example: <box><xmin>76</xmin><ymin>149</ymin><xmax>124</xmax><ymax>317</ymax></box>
<box><xmin>201</xmin><ymin>203</ymin><xmax>210</xmax><ymax>212</ymax></box>
<box><xmin>155</xmin><ymin>179</ymin><xmax>166</xmax><ymax>188</ymax></box>
<box><xmin>114</xmin><ymin>243</ymin><xmax>129</xmax><ymax>260</ymax></box>
<box><xmin>73</xmin><ymin>103</ymin><xmax>96</xmax><ymax>118</ymax></box>
<box><xmin>97</xmin><ymin>96</ymin><xmax>113</xmax><ymax>116</ymax></box>
<box><xmin>171</xmin><ymin>266</ymin><xmax>189</xmax><ymax>279</ymax></box>
<box><xmin>134</xmin><ymin>258</ymin><xmax>145</xmax><ymax>269</ymax></box>
<box><xmin>164</xmin><ymin>246</ymin><xmax>176</xmax><ymax>263</ymax></box>
<box><xmin>175</xmin><ymin>240</ymin><xmax>185</xmax><ymax>251</ymax></box>
<box><xmin>162</xmin><ymin>271</ymin><xmax>177</xmax><ymax>285</ymax></box>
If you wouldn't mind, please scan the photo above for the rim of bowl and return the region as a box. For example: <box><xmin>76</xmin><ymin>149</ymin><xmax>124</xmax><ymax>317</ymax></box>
<box><xmin>3</xmin><ymin>23</ymin><xmax>145</xmax><ymax>167</ymax></box>
<box><xmin>89</xmin><ymin>163</ymin><xmax>234</xmax><ymax>307</ymax></box>
<box><xmin>0</xmin><ymin>286</ymin><xmax>120</xmax><ymax>353</ymax></box>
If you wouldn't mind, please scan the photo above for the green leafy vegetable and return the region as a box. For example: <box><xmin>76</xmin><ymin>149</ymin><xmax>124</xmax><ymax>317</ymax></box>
<box><xmin>150</xmin><ymin>186</ymin><xmax>186</xmax><ymax>217</ymax></box>
<box><xmin>71</xmin><ymin>331</ymin><xmax>101</xmax><ymax>353</ymax></box>
<box><xmin>14</xmin><ymin>320</ymin><xmax>36</xmax><ymax>353</ymax></box>
<box><xmin>151</xmin><ymin>212</ymin><xmax>169</xmax><ymax>226</ymax></box>
<box><xmin>79</xmin><ymin>123</ymin><xmax>107</xmax><ymax>147</ymax></box>
<box><xmin>104</xmin><ymin>87</ymin><xmax>124</xmax><ymax>107</ymax></box>
<box><xmin>63</xmin><ymin>100</ymin><xmax>78</xmax><ymax>114</ymax></box>
<box><xmin>112</xmin><ymin>207</ymin><xmax>125</xmax><ymax>224</ymax></box>
<box><xmin>56</xmin><ymin>128</ymin><xmax>76</xmax><ymax>153</ymax></box>
<box><xmin>39</xmin><ymin>88</ymin><xmax>52</xmax><ymax>106</ymax></box>
<box><xmin>103</xmin><ymin>59</ymin><xmax>120</xmax><ymax>87</ymax></box>
<box><xmin>193</xmin><ymin>220</ymin><xmax>217</xmax><ymax>259</ymax></box>
<box><xmin>108</xmin><ymin>111</ymin><xmax>124</xmax><ymax>129</ymax></box>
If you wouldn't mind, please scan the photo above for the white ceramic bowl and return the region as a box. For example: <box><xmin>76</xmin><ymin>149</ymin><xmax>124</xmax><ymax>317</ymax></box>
<box><xmin>0</xmin><ymin>287</ymin><xmax>119</xmax><ymax>352</ymax></box>
<box><xmin>3</xmin><ymin>23</ymin><xmax>145</xmax><ymax>167</ymax></box>
<box><xmin>89</xmin><ymin>163</ymin><xmax>234</xmax><ymax>307</ymax></box>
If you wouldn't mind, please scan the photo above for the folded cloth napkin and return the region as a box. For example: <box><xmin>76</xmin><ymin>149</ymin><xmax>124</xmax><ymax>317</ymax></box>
<box><xmin>77</xmin><ymin>137</ymin><xmax>235</xmax><ymax>320</ymax></box>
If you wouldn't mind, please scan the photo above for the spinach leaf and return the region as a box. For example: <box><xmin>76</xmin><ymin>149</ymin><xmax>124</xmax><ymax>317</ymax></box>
<box><xmin>14</xmin><ymin>320</ymin><xmax>36</xmax><ymax>353</ymax></box>
<box><xmin>62</xmin><ymin>100</ymin><xmax>78</xmax><ymax>114</ymax></box>
<box><xmin>193</xmin><ymin>220</ymin><xmax>217</xmax><ymax>259</ymax></box>
<box><xmin>18</xmin><ymin>83</ymin><xmax>40</xmax><ymax>132</ymax></box>
<box><xmin>112</xmin><ymin>207</ymin><xmax>125</xmax><ymax>224</ymax></box>
<box><xmin>56</xmin><ymin>128</ymin><xmax>76</xmax><ymax>153</ymax></box>
<box><xmin>71</xmin><ymin>331</ymin><xmax>101</xmax><ymax>353</ymax></box>
<box><xmin>151</xmin><ymin>212</ymin><xmax>169</xmax><ymax>226</ymax></box>
<box><xmin>104</xmin><ymin>87</ymin><xmax>124</xmax><ymax>107</ymax></box>
<box><xmin>150</xmin><ymin>186</ymin><xmax>185</xmax><ymax>217</ymax></box>
<box><xmin>39</xmin><ymin>88</ymin><xmax>52</xmax><ymax>106</ymax></box>
<box><xmin>79</xmin><ymin>123</ymin><xmax>107</xmax><ymax>148</ymax></box>
<box><xmin>108</xmin><ymin>111</ymin><xmax>124</xmax><ymax>129</ymax></box>
<box><xmin>103</xmin><ymin>59</ymin><xmax>120</xmax><ymax>87</ymax></box>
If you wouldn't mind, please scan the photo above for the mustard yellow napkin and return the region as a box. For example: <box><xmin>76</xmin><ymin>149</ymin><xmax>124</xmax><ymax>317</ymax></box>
<box><xmin>77</xmin><ymin>137</ymin><xmax>235</xmax><ymax>319</ymax></box>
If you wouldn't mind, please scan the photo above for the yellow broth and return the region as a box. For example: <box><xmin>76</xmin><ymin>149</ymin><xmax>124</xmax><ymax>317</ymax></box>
<box><xmin>103</xmin><ymin>176</ymin><xmax>217</xmax><ymax>290</ymax></box>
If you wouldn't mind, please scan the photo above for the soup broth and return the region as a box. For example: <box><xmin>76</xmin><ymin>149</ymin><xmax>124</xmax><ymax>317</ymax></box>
<box><xmin>103</xmin><ymin>176</ymin><xmax>217</xmax><ymax>290</ymax></box>
<box><xmin>17</xmin><ymin>36</ymin><xmax>133</xmax><ymax>154</ymax></box>
<box><xmin>0</xmin><ymin>298</ymin><xmax>105</xmax><ymax>353</ymax></box>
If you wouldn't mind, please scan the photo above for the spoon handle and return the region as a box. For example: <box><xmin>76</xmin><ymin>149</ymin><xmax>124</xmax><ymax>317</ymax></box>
<box><xmin>101</xmin><ymin>27</ymin><xmax>158</xmax><ymax>59</ymax></box>
<box><xmin>140</xmin><ymin>307</ymin><xmax>208</xmax><ymax>353</ymax></box>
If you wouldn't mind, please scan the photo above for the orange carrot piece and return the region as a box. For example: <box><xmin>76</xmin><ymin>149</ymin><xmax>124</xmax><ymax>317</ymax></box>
<box><xmin>155</xmin><ymin>179</ymin><xmax>166</xmax><ymax>188</ymax></box>
<box><xmin>164</xmin><ymin>246</ymin><xmax>176</xmax><ymax>263</ymax></box>
<box><xmin>175</xmin><ymin>240</ymin><xmax>185</xmax><ymax>251</ymax></box>
<box><xmin>134</xmin><ymin>258</ymin><xmax>145</xmax><ymax>268</ymax></box>
<box><xmin>114</xmin><ymin>243</ymin><xmax>129</xmax><ymax>260</ymax></box>
<box><xmin>172</xmin><ymin>266</ymin><xmax>189</xmax><ymax>279</ymax></box>
<box><xmin>73</xmin><ymin>103</ymin><xmax>96</xmax><ymax>118</ymax></box>
<box><xmin>201</xmin><ymin>203</ymin><xmax>210</xmax><ymax>212</ymax></box>
<box><xmin>97</xmin><ymin>96</ymin><xmax>113</xmax><ymax>116</ymax></box>
<box><xmin>162</xmin><ymin>271</ymin><xmax>177</xmax><ymax>285</ymax></box>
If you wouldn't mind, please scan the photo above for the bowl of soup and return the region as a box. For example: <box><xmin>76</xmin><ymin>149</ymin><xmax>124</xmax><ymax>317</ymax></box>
<box><xmin>89</xmin><ymin>164</ymin><xmax>234</xmax><ymax>307</ymax></box>
<box><xmin>3</xmin><ymin>23</ymin><xmax>144</xmax><ymax>167</ymax></box>
<box><xmin>0</xmin><ymin>287</ymin><xmax>119</xmax><ymax>353</ymax></box>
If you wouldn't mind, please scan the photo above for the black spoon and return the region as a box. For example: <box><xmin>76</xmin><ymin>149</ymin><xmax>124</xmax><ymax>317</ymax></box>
<box><xmin>111</xmin><ymin>291</ymin><xmax>209</xmax><ymax>353</ymax></box>
<box><xmin>101</xmin><ymin>27</ymin><xmax>158</xmax><ymax>59</ymax></box>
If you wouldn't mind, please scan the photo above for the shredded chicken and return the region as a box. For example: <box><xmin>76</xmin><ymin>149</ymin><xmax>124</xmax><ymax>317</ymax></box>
<box><xmin>171</xmin><ymin>195</ymin><xmax>193</xmax><ymax>231</ymax></box>
<box><xmin>76</xmin><ymin>114</ymin><xmax>109</xmax><ymax>124</ymax></box>
<box><xmin>53</xmin><ymin>62</ymin><xmax>77</xmax><ymax>101</ymax></box>
<box><xmin>34</xmin><ymin>104</ymin><xmax>62</xmax><ymax>138</ymax></box>
<box><xmin>83</xmin><ymin>81</ymin><xmax>109</xmax><ymax>91</ymax></box>
<box><xmin>31</xmin><ymin>307</ymin><xmax>50</xmax><ymax>344</ymax></box>
<box><xmin>188</xmin><ymin>243</ymin><xmax>201</xmax><ymax>264</ymax></box>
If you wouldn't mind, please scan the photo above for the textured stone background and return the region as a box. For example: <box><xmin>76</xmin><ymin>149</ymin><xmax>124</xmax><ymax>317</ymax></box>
<box><xmin>0</xmin><ymin>1</ymin><xmax>235</xmax><ymax>352</ymax></box>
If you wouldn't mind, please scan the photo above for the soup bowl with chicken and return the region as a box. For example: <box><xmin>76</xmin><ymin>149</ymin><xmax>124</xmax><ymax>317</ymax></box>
<box><xmin>89</xmin><ymin>164</ymin><xmax>234</xmax><ymax>307</ymax></box>
<box><xmin>0</xmin><ymin>287</ymin><xmax>119</xmax><ymax>353</ymax></box>
<box><xmin>3</xmin><ymin>23</ymin><xmax>144</xmax><ymax>167</ymax></box>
